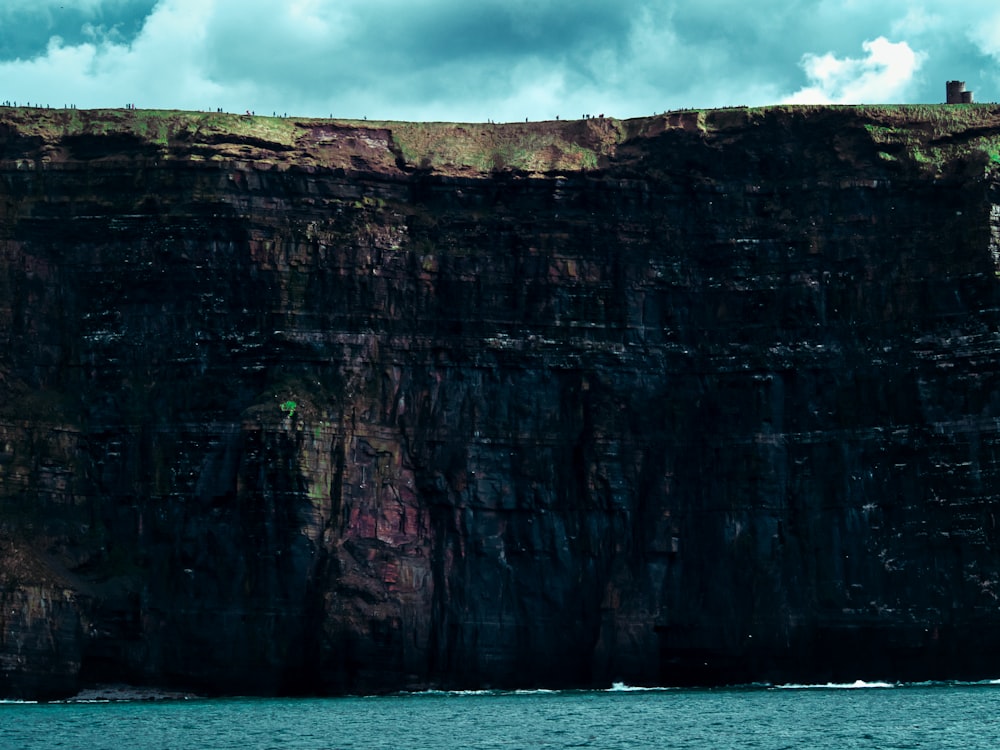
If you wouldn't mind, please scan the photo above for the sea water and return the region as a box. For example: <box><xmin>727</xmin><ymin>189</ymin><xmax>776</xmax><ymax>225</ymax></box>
<box><xmin>3</xmin><ymin>681</ymin><xmax>1000</xmax><ymax>749</ymax></box>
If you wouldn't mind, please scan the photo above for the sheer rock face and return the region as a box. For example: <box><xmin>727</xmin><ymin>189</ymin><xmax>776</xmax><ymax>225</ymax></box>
<box><xmin>2</xmin><ymin>106</ymin><xmax>1000</xmax><ymax>698</ymax></box>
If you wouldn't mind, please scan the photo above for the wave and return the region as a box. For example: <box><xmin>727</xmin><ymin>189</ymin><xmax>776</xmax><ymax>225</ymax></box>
<box><xmin>269</xmin><ymin>677</ymin><xmax>1000</xmax><ymax>700</ymax></box>
<box><xmin>406</xmin><ymin>679</ymin><xmax>928</xmax><ymax>697</ymax></box>
<box><xmin>775</xmin><ymin>678</ymin><xmax>1000</xmax><ymax>691</ymax></box>
<box><xmin>775</xmin><ymin>680</ymin><xmax>896</xmax><ymax>690</ymax></box>
<box><xmin>606</xmin><ymin>682</ymin><xmax>675</xmax><ymax>692</ymax></box>
<box><xmin>902</xmin><ymin>679</ymin><xmax>1000</xmax><ymax>689</ymax></box>
<box><xmin>404</xmin><ymin>683</ymin><xmax>670</xmax><ymax>698</ymax></box>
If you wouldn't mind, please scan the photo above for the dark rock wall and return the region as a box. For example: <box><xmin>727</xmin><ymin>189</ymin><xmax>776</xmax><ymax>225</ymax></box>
<box><xmin>2</xmin><ymin>107</ymin><xmax>1000</xmax><ymax>697</ymax></box>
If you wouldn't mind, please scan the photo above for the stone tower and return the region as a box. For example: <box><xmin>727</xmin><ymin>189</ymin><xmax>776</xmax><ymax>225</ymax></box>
<box><xmin>947</xmin><ymin>80</ymin><xmax>974</xmax><ymax>104</ymax></box>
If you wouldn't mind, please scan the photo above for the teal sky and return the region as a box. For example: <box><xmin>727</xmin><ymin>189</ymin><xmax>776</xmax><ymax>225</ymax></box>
<box><xmin>0</xmin><ymin>0</ymin><xmax>997</xmax><ymax>121</ymax></box>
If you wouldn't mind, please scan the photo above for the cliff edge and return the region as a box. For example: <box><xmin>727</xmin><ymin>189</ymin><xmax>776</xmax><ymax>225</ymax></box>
<box><xmin>3</xmin><ymin>105</ymin><xmax>1000</xmax><ymax>698</ymax></box>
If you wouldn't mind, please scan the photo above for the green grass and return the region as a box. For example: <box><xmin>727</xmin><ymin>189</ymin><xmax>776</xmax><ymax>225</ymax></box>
<box><xmin>850</xmin><ymin>105</ymin><xmax>1000</xmax><ymax>171</ymax></box>
<box><xmin>4</xmin><ymin>103</ymin><xmax>1000</xmax><ymax>176</ymax></box>
<box><xmin>384</xmin><ymin>119</ymin><xmax>616</xmax><ymax>173</ymax></box>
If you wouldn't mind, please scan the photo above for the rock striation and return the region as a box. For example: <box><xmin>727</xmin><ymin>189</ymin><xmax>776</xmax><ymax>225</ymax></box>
<box><xmin>3</xmin><ymin>104</ymin><xmax>1000</xmax><ymax>698</ymax></box>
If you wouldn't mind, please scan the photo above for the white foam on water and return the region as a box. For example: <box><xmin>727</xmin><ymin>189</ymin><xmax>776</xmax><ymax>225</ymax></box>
<box><xmin>402</xmin><ymin>689</ymin><xmax>501</xmax><ymax>697</ymax></box>
<box><xmin>775</xmin><ymin>679</ymin><xmax>896</xmax><ymax>690</ymax></box>
<box><xmin>606</xmin><ymin>682</ymin><xmax>674</xmax><ymax>692</ymax></box>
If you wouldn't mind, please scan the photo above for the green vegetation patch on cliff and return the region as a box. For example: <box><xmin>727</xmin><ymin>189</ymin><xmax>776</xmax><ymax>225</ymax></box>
<box><xmin>387</xmin><ymin>118</ymin><xmax>622</xmax><ymax>173</ymax></box>
<box><xmin>2</xmin><ymin>104</ymin><xmax>1000</xmax><ymax>177</ymax></box>
<box><xmin>0</xmin><ymin>108</ymin><xmax>623</xmax><ymax>175</ymax></box>
<box><xmin>854</xmin><ymin>104</ymin><xmax>1000</xmax><ymax>172</ymax></box>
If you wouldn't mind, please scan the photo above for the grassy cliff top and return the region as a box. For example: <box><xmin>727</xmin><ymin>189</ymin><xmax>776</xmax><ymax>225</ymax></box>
<box><xmin>2</xmin><ymin>103</ymin><xmax>1000</xmax><ymax>177</ymax></box>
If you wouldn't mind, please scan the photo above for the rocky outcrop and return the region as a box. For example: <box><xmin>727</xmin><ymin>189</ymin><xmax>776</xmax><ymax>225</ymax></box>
<box><xmin>2</xmin><ymin>104</ymin><xmax>1000</xmax><ymax>698</ymax></box>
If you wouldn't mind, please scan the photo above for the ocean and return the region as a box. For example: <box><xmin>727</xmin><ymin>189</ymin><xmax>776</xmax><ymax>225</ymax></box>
<box><xmin>3</xmin><ymin>681</ymin><xmax>1000</xmax><ymax>749</ymax></box>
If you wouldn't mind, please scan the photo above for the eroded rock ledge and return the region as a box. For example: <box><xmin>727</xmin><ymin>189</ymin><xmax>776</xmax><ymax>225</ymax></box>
<box><xmin>2</xmin><ymin>105</ymin><xmax>1000</xmax><ymax>698</ymax></box>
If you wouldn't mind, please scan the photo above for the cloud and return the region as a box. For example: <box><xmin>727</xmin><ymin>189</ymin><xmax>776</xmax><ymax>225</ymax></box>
<box><xmin>0</xmin><ymin>0</ymin><xmax>235</xmax><ymax>110</ymax></box>
<box><xmin>783</xmin><ymin>37</ymin><xmax>925</xmax><ymax>104</ymax></box>
<box><xmin>890</xmin><ymin>7</ymin><xmax>943</xmax><ymax>37</ymax></box>
<box><xmin>194</xmin><ymin>0</ymin><xmax>643</xmax><ymax>119</ymax></box>
<box><xmin>0</xmin><ymin>1</ymin><xmax>997</xmax><ymax>119</ymax></box>
<box><xmin>969</xmin><ymin>10</ymin><xmax>1000</xmax><ymax>60</ymax></box>
<box><xmin>0</xmin><ymin>0</ymin><xmax>649</xmax><ymax>119</ymax></box>
<box><xmin>0</xmin><ymin>0</ymin><xmax>156</xmax><ymax>60</ymax></box>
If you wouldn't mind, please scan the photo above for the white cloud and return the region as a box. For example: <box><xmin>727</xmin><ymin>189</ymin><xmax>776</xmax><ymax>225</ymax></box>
<box><xmin>969</xmin><ymin>11</ymin><xmax>1000</xmax><ymax>59</ymax></box>
<box><xmin>783</xmin><ymin>37</ymin><xmax>925</xmax><ymax>104</ymax></box>
<box><xmin>0</xmin><ymin>0</ymin><xmax>246</xmax><ymax>110</ymax></box>
<box><xmin>890</xmin><ymin>8</ymin><xmax>943</xmax><ymax>37</ymax></box>
<box><xmin>0</xmin><ymin>1</ymin><xmax>993</xmax><ymax>120</ymax></box>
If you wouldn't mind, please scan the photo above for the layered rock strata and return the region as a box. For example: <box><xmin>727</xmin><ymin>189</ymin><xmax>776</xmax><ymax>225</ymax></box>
<box><xmin>2</xmin><ymin>105</ymin><xmax>1000</xmax><ymax>697</ymax></box>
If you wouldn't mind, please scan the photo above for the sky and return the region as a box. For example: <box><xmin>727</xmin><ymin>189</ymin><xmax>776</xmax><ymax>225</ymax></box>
<box><xmin>0</xmin><ymin>0</ymin><xmax>998</xmax><ymax>122</ymax></box>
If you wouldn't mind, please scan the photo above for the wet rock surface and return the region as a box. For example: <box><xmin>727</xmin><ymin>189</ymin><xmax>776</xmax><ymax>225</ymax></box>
<box><xmin>2</xmin><ymin>105</ymin><xmax>1000</xmax><ymax>698</ymax></box>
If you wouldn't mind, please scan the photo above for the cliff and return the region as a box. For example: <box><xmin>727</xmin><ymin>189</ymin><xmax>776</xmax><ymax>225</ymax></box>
<box><xmin>2</xmin><ymin>104</ymin><xmax>1000</xmax><ymax>698</ymax></box>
